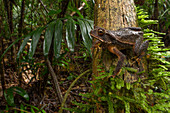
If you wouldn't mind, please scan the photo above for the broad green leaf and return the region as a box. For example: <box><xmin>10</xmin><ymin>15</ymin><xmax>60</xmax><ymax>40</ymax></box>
<box><xmin>17</xmin><ymin>34</ymin><xmax>32</xmax><ymax>59</ymax></box>
<box><xmin>29</xmin><ymin>27</ymin><xmax>44</xmax><ymax>59</ymax></box>
<box><xmin>66</xmin><ymin>18</ymin><xmax>75</xmax><ymax>52</ymax></box>
<box><xmin>83</xmin><ymin>19</ymin><xmax>94</xmax><ymax>40</ymax></box>
<box><xmin>13</xmin><ymin>87</ymin><xmax>29</xmax><ymax>101</ymax></box>
<box><xmin>54</xmin><ymin>19</ymin><xmax>63</xmax><ymax>58</ymax></box>
<box><xmin>78</xmin><ymin>19</ymin><xmax>92</xmax><ymax>55</ymax></box>
<box><xmin>4</xmin><ymin>87</ymin><xmax>29</xmax><ymax>106</ymax></box>
<box><xmin>84</xmin><ymin>19</ymin><xmax>94</xmax><ymax>29</ymax></box>
<box><xmin>4</xmin><ymin>88</ymin><xmax>15</xmax><ymax>106</ymax></box>
<box><xmin>43</xmin><ymin>22</ymin><xmax>55</xmax><ymax>56</ymax></box>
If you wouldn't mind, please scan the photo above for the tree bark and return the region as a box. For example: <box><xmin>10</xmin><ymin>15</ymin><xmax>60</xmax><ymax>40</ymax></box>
<box><xmin>94</xmin><ymin>0</ymin><xmax>137</xmax><ymax>30</ymax></box>
<box><xmin>93</xmin><ymin>0</ymin><xmax>138</xmax><ymax>80</ymax></box>
<box><xmin>0</xmin><ymin>15</ymin><xmax>5</xmax><ymax>95</ymax></box>
<box><xmin>18</xmin><ymin>0</ymin><xmax>25</xmax><ymax>38</ymax></box>
<box><xmin>92</xmin><ymin>0</ymin><xmax>146</xmax><ymax>112</ymax></box>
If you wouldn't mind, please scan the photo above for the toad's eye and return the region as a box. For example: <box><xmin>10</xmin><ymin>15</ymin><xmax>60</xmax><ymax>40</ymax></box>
<box><xmin>98</xmin><ymin>29</ymin><xmax>104</xmax><ymax>36</ymax></box>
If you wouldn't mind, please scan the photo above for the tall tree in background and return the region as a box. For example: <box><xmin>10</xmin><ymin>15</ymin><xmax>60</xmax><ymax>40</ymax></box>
<box><xmin>3</xmin><ymin>0</ymin><xmax>17</xmax><ymax>70</ymax></box>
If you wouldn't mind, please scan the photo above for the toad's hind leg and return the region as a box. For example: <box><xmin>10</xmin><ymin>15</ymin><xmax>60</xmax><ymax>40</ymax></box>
<box><xmin>134</xmin><ymin>39</ymin><xmax>149</xmax><ymax>72</ymax></box>
<box><xmin>138</xmin><ymin>40</ymin><xmax>149</xmax><ymax>58</ymax></box>
<box><xmin>108</xmin><ymin>46</ymin><xmax>126</xmax><ymax>78</ymax></box>
<box><xmin>134</xmin><ymin>36</ymin><xmax>149</xmax><ymax>57</ymax></box>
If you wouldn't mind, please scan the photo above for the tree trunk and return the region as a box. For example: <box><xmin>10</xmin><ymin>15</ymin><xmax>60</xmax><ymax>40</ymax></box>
<box><xmin>92</xmin><ymin>0</ymin><xmax>147</xmax><ymax>112</ymax></box>
<box><xmin>93</xmin><ymin>0</ymin><xmax>139</xmax><ymax>81</ymax></box>
<box><xmin>3</xmin><ymin>0</ymin><xmax>17</xmax><ymax>70</ymax></box>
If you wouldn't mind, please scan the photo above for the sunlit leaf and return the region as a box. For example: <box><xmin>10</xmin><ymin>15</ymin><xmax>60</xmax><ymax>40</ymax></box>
<box><xmin>13</xmin><ymin>87</ymin><xmax>29</xmax><ymax>101</ymax></box>
<box><xmin>66</xmin><ymin>18</ymin><xmax>75</xmax><ymax>52</ymax></box>
<box><xmin>84</xmin><ymin>19</ymin><xmax>94</xmax><ymax>29</ymax></box>
<box><xmin>29</xmin><ymin>27</ymin><xmax>44</xmax><ymax>59</ymax></box>
<box><xmin>43</xmin><ymin>21</ymin><xmax>55</xmax><ymax>56</ymax></box>
<box><xmin>78</xmin><ymin>19</ymin><xmax>92</xmax><ymax>55</ymax></box>
<box><xmin>54</xmin><ymin>19</ymin><xmax>63</xmax><ymax>58</ymax></box>
<box><xmin>83</xmin><ymin>19</ymin><xmax>94</xmax><ymax>40</ymax></box>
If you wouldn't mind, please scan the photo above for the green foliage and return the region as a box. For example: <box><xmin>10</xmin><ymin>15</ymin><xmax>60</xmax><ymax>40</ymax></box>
<box><xmin>66</xmin><ymin>18</ymin><xmax>76</xmax><ymax>52</ymax></box>
<box><xmin>54</xmin><ymin>20</ymin><xmax>63</xmax><ymax>58</ymax></box>
<box><xmin>137</xmin><ymin>8</ymin><xmax>158</xmax><ymax>27</ymax></box>
<box><xmin>29</xmin><ymin>27</ymin><xmax>45</xmax><ymax>59</ymax></box>
<box><xmin>137</xmin><ymin>0</ymin><xmax>170</xmax><ymax>31</ymax></box>
<box><xmin>43</xmin><ymin>21</ymin><xmax>56</xmax><ymax>56</ymax></box>
<box><xmin>4</xmin><ymin>86</ymin><xmax>29</xmax><ymax>106</ymax></box>
<box><xmin>63</xmin><ymin>7</ymin><xmax>169</xmax><ymax>113</ymax></box>
<box><xmin>17</xmin><ymin>18</ymin><xmax>93</xmax><ymax>59</ymax></box>
<box><xmin>78</xmin><ymin>19</ymin><xmax>93</xmax><ymax>56</ymax></box>
<box><xmin>1</xmin><ymin>104</ymin><xmax>46</xmax><ymax>113</ymax></box>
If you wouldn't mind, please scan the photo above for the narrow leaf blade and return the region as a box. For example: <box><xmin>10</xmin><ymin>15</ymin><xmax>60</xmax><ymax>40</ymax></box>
<box><xmin>83</xmin><ymin>19</ymin><xmax>94</xmax><ymax>40</ymax></box>
<box><xmin>17</xmin><ymin>34</ymin><xmax>32</xmax><ymax>59</ymax></box>
<box><xmin>43</xmin><ymin>22</ymin><xmax>55</xmax><ymax>56</ymax></box>
<box><xmin>13</xmin><ymin>87</ymin><xmax>29</xmax><ymax>101</ymax></box>
<box><xmin>78</xmin><ymin>19</ymin><xmax>92</xmax><ymax>55</ymax></box>
<box><xmin>66</xmin><ymin>18</ymin><xmax>75</xmax><ymax>52</ymax></box>
<box><xmin>4</xmin><ymin>88</ymin><xmax>15</xmax><ymax>106</ymax></box>
<box><xmin>29</xmin><ymin>27</ymin><xmax>44</xmax><ymax>59</ymax></box>
<box><xmin>54</xmin><ymin>20</ymin><xmax>63</xmax><ymax>58</ymax></box>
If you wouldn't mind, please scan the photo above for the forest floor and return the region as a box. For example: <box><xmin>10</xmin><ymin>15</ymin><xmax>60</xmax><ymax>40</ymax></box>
<box><xmin>0</xmin><ymin>45</ymin><xmax>92</xmax><ymax>112</ymax></box>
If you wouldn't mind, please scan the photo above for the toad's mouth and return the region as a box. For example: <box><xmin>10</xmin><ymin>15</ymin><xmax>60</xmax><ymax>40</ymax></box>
<box><xmin>90</xmin><ymin>33</ymin><xmax>111</xmax><ymax>44</ymax></box>
<box><xmin>90</xmin><ymin>34</ymin><xmax>104</xmax><ymax>42</ymax></box>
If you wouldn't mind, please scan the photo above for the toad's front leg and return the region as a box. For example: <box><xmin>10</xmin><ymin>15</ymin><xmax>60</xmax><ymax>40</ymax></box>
<box><xmin>108</xmin><ymin>46</ymin><xmax>126</xmax><ymax>78</ymax></box>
